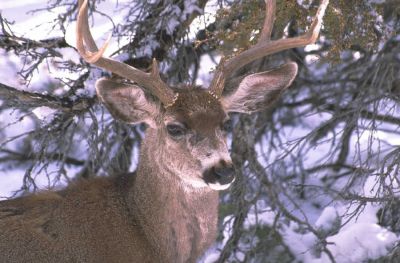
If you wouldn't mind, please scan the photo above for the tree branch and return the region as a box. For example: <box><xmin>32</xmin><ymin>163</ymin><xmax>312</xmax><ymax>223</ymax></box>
<box><xmin>0</xmin><ymin>82</ymin><xmax>95</xmax><ymax>112</ymax></box>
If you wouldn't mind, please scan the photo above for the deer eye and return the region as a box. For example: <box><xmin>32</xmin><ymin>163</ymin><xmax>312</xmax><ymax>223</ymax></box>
<box><xmin>222</xmin><ymin>119</ymin><xmax>233</xmax><ymax>133</ymax></box>
<box><xmin>166</xmin><ymin>123</ymin><xmax>187</xmax><ymax>137</ymax></box>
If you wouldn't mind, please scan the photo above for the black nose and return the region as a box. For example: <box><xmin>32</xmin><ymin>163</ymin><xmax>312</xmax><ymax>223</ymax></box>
<box><xmin>213</xmin><ymin>166</ymin><xmax>235</xmax><ymax>185</ymax></box>
<box><xmin>203</xmin><ymin>164</ymin><xmax>236</xmax><ymax>186</ymax></box>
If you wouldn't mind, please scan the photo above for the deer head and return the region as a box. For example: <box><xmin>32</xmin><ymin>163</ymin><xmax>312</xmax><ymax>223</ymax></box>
<box><xmin>76</xmin><ymin>0</ymin><xmax>329</xmax><ymax>191</ymax></box>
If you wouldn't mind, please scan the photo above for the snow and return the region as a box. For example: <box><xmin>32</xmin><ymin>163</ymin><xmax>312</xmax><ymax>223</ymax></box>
<box><xmin>195</xmin><ymin>54</ymin><xmax>219</xmax><ymax>87</ymax></box>
<box><xmin>283</xmin><ymin>227</ymin><xmax>319</xmax><ymax>262</ymax></box>
<box><xmin>0</xmin><ymin>109</ymin><xmax>35</xmax><ymax>151</ymax></box>
<box><xmin>2</xmin><ymin>6</ymin><xmax>66</xmax><ymax>40</ymax></box>
<box><xmin>315</xmin><ymin>206</ymin><xmax>339</xmax><ymax>231</ymax></box>
<box><xmin>0</xmin><ymin>169</ymin><xmax>24</xmax><ymax>199</ymax></box>
<box><xmin>0</xmin><ymin>50</ymin><xmax>22</xmax><ymax>88</ymax></box>
<box><xmin>137</xmin><ymin>35</ymin><xmax>160</xmax><ymax>57</ymax></box>
<box><xmin>305</xmin><ymin>54</ymin><xmax>321</xmax><ymax>65</ymax></box>
<box><xmin>282</xmin><ymin>176</ymin><xmax>399</xmax><ymax>262</ymax></box>
<box><xmin>243</xmin><ymin>200</ymin><xmax>278</xmax><ymax>230</ymax></box>
<box><xmin>324</xmin><ymin>223</ymin><xmax>397</xmax><ymax>263</ymax></box>
<box><xmin>183</xmin><ymin>0</ymin><xmax>203</xmax><ymax>17</ymax></box>
<box><xmin>165</xmin><ymin>17</ymin><xmax>180</xmax><ymax>35</ymax></box>
<box><xmin>283</xmin><ymin>220</ymin><xmax>397</xmax><ymax>263</ymax></box>
<box><xmin>32</xmin><ymin>106</ymin><xmax>58</xmax><ymax>123</ymax></box>
<box><xmin>201</xmin><ymin>174</ymin><xmax>399</xmax><ymax>263</ymax></box>
<box><xmin>1</xmin><ymin>0</ymin><xmax>41</xmax><ymax>9</ymax></box>
<box><xmin>188</xmin><ymin>0</ymin><xmax>218</xmax><ymax>39</ymax></box>
<box><xmin>304</xmin><ymin>43</ymin><xmax>322</xmax><ymax>52</ymax></box>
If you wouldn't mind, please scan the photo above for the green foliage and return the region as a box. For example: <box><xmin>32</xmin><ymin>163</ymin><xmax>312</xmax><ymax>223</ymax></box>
<box><xmin>211</xmin><ymin>0</ymin><xmax>395</xmax><ymax>61</ymax></box>
<box><xmin>213</xmin><ymin>0</ymin><xmax>263</xmax><ymax>57</ymax></box>
<box><xmin>245</xmin><ymin>225</ymin><xmax>294</xmax><ymax>262</ymax></box>
<box><xmin>219</xmin><ymin>202</ymin><xmax>236</xmax><ymax>219</ymax></box>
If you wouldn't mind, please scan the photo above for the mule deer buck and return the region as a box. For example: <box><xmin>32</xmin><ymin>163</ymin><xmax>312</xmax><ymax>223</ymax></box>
<box><xmin>0</xmin><ymin>0</ymin><xmax>328</xmax><ymax>262</ymax></box>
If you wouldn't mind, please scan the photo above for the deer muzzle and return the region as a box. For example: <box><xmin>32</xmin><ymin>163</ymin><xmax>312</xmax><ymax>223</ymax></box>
<box><xmin>203</xmin><ymin>162</ymin><xmax>235</xmax><ymax>190</ymax></box>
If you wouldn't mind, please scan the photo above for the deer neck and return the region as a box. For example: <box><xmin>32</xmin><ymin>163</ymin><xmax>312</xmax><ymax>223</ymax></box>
<box><xmin>127</xmin><ymin>128</ymin><xmax>219</xmax><ymax>263</ymax></box>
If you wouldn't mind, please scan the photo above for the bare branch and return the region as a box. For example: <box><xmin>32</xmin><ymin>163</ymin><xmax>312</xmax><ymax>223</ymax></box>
<box><xmin>0</xmin><ymin>82</ymin><xmax>94</xmax><ymax>111</ymax></box>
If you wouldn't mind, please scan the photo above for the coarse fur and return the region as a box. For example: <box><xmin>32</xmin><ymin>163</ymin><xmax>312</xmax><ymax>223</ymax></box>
<box><xmin>0</xmin><ymin>64</ymin><xmax>297</xmax><ymax>263</ymax></box>
<box><xmin>0</xmin><ymin>129</ymin><xmax>218</xmax><ymax>263</ymax></box>
<box><xmin>0</xmin><ymin>63</ymin><xmax>297</xmax><ymax>263</ymax></box>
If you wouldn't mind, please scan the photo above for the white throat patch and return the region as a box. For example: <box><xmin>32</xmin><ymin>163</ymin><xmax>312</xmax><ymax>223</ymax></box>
<box><xmin>208</xmin><ymin>177</ymin><xmax>235</xmax><ymax>191</ymax></box>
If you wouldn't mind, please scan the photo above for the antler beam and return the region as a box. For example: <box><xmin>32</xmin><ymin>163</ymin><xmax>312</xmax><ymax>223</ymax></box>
<box><xmin>76</xmin><ymin>0</ymin><xmax>177</xmax><ymax>107</ymax></box>
<box><xmin>209</xmin><ymin>0</ymin><xmax>329</xmax><ymax>98</ymax></box>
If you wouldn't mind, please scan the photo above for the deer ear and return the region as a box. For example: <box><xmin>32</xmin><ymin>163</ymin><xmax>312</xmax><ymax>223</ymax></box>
<box><xmin>221</xmin><ymin>62</ymin><xmax>298</xmax><ymax>113</ymax></box>
<box><xmin>96</xmin><ymin>78</ymin><xmax>159</xmax><ymax>126</ymax></box>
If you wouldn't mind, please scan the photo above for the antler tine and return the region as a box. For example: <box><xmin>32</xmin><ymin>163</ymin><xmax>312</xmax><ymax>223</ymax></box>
<box><xmin>258</xmin><ymin>0</ymin><xmax>276</xmax><ymax>44</ymax></box>
<box><xmin>209</xmin><ymin>0</ymin><xmax>329</xmax><ymax>98</ymax></box>
<box><xmin>76</xmin><ymin>0</ymin><xmax>177</xmax><ymax>107</ymax></box>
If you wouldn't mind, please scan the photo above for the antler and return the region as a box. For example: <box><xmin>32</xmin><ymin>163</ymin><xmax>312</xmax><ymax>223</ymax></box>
<box><xmin>76</xmin><ymin>0</ymin><xmax>177</xmax><ymax>107</ymax></box>
<box><xmin>209</xmin><ymin>0</ymin><xmax>329</xmax><ymax>98</ymax></box>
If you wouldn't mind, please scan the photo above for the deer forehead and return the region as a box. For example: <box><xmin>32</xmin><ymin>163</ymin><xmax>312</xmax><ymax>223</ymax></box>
<box><xmin>165</xmin><ymin>89</ymin><xmax>227</xmax><ymax>131</ymax></box>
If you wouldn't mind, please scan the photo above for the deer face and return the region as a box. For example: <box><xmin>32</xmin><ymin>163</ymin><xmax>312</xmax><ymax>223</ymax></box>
<box><xmin>95</xmin><ymin>63</ymin><xmax>298</xmax><ymax>191</ymax></box>
<box><xmin>96</xmin><ymin>80</ymin><xmax>235</xmax><ymax>190</ymax></box>
<box><xmin>162</xmin><ymin>89</ymin><xmax>234</xmax><ymax>190</ymax></box>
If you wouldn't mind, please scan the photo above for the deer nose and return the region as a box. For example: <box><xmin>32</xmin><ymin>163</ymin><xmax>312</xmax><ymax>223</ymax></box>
<box><xmin>213</xmin><ymin>166</ymin><xmax>235</xmax><ymax>185</ymax></box>
<box><xmin>203</xmin><ymin>162</ymin><xmax>236</xmax><ymax>188</ymax></box>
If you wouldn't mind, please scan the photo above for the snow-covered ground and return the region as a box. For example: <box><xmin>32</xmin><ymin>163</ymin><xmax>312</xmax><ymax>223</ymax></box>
<box><xmin>200</xmin><ymin>175</ymin><xmax>398</xmax><ymax>263</ymax></box>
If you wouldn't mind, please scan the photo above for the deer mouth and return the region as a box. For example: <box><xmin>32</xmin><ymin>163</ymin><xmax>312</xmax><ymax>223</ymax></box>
<box><xmin>202</xmin><ymin>165</ymin><xmax>235</xmax><ymax>190</ymax></box>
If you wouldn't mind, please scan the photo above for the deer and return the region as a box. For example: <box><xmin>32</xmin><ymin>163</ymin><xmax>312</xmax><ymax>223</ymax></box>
<box><xmin>0</xmin><ymin>0</ymin><xmax>329</xmax><ymax>262</ymax></box>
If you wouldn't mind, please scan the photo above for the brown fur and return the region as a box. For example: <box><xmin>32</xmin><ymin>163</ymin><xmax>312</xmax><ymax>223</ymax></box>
<box><xmin>0</xmin><ymin>162</ymin><xmax>218</xmax><ymax>263</ymax></box>
<box><xmin>0</xmin><ymin>62</ymin><xmax>297</xmax><ymax>262</ymax></box>
<box><xmin>0</xmin><ymin>176</ymin><xmax>155</xmax><ymax>262</ymax></box>
<box><xmin>0</xmin><ymin>88</ymin><xmax>221</xmax><ymax>263</ymax></box>
<box><xmin>169</xmin><ymin>89</ymin><xmax>227</xmax><ymax>136</ymax></box>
